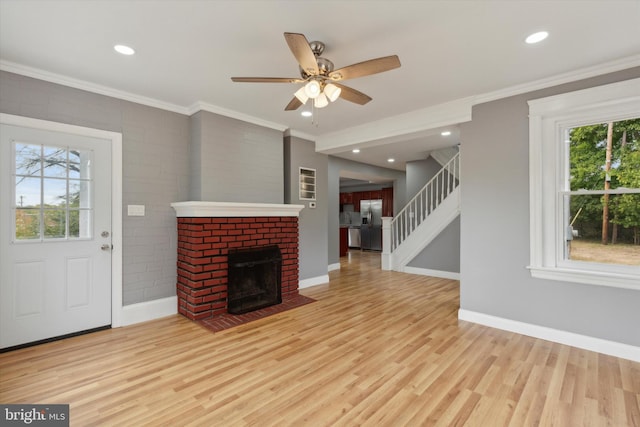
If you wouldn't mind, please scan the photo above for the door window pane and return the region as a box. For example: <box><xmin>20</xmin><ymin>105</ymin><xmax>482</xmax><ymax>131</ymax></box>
<box><xmin>15</xmin><ymin>209</ymin><xmax>40</xmax><ymax>240</ymax></box>
<box><xmin>42</xmin><ymin>146</ymin><xmax>68</xmax><ymax>178</ymax></box>
<box><xmin>44</xmin><ymin>209</ymin><xmax>66</xmax><ymax>239</ymax></box>
<box><xmin>15</xmin><ymin>143</ymin><xmax>42</xmax><ymax>176</ymax></box>
<box><xmin>43</xmin><ymin>178</ymin><xmax>67</xmax><ymax>207</ymax></box>
<box><xmin>15</xmin><ymin>176</ymin><xmax>41</xmax><ymax>208</ymax></box>
<box><xmin>13</xmin><ymin>142</ymin><xmax>93</xmax><ymax>241</ymax></box>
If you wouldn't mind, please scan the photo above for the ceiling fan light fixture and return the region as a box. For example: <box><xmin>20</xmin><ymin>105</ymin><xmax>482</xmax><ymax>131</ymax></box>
<box><xmin>304</xmin><ymin>80</ymin><xmax>321</xmax><ymax>99</ymax></box>
<box><xmin>314</xmin><ymin>92</ymin><xmax>329</xmax><ymax>108</ymax></box>
<box><xmin>324</xmin><ymin>83</ymin><xmax>341</xmax><ymax>102</ymax></box>
<box><xmin>294</xmin><ymin>87</ymin><xmax>309</xmax><ymax>104</ymax></box>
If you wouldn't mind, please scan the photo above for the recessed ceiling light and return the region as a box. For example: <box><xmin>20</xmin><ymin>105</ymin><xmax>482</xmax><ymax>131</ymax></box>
<box><xmin>525</xmin><ymin>31</ymin><xmax>548</xmax><ymax>44</ymax></box>
<box><xmin>387</xmin><ymin>158</ymin><xmax>395</xmax><ymax>163</ymax></box>
<box><xmin>114</xmin><ymin>44</ymin><xmax>135</xmax><ymax>55</ymax></box>
<box><xmin>441</xmin><ymin>131</ymin><xmax>451</xmax><ymax>136</ymax></box>
<box><xmin>352</xmin><ymin>149</ymin><xmax>360</xmax><ymax>153</ymax></box>
<box><xmin>301</xmin><ymin>111</ymin><xmax>312</xmax><ymax>117</ymax></box>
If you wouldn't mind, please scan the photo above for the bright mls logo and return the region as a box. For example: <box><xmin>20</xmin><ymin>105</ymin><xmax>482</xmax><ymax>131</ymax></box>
<box><xmin>1</xmin><ymin>404</ymin><xmax>69</xmax><ymax>426</ymax></box>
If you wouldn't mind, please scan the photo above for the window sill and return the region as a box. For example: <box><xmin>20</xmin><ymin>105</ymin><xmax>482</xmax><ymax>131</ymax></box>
<box><xmin>528</xmin><ymin>266</ymin><xmax>640</xmax><ymax>291</ymax></box>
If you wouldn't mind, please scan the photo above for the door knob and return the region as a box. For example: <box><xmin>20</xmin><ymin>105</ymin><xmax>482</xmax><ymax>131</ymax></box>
<box><xmin>101</xmin><ymin>244</ymin><xmax>112</xmax><ymax>251</ymax></box>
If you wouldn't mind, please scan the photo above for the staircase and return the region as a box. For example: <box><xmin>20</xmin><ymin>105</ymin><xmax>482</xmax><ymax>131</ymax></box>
<box><xmin>382</xmin><ymin>152</ymin><xmax>460</xmax><ymax>271</ymax></box>
<box><xmin>430</xmin><ymin>146</ymin><xmax>459</xmax><ymax>179</ymax></box>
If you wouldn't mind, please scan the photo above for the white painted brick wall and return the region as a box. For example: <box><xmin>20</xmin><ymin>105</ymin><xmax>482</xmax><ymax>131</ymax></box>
<box><xmin>194</xmin><ymin>111</ymin><xmax>284</xmax><ymax>203</ymax></box>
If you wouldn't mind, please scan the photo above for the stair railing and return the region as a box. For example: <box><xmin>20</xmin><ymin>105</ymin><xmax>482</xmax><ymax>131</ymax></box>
<box><xmin>390</xmin><ymin>152</ymin><xmax>460</xmax><ymax>251</ymax></box>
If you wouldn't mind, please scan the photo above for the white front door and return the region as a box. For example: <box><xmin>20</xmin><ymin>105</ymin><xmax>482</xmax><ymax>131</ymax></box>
<box><xmin>0</xmin><ymin>123</ymin><xmax>112</xmax><ymax>349</ymax></box>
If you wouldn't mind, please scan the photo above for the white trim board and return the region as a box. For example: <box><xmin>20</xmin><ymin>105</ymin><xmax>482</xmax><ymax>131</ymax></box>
<box><xmin>0</xmin><ymin>113</ymin><xmax>125</xmax><ymax>329</ymax></box>
<box><xmin>299</xmin><ymin>274</ymin><xmax>330</xmax><ymax>289</ymax></box>
<box><xmin>458</xmin><ymin>309</ymin><xmax>640</xmax><ymax>363</ymax></box>
<box><xmin>402</xmin><ymin>267</ymin><xmax>460</xmax><ymax>281</ymax></box>
<box><xmin>171</xmin><ymin>201</ymin><xmax>304</xmax><ymax>218</ymax></box>
<box><xmin>120</xmin><ymin>296</ymin><xmax>178</xmax><ymax>327</ymax></box>
<box><xmin>328</xmin><ymin>263</ymin><xmax>340</xmax><ymax>272</ymax></box>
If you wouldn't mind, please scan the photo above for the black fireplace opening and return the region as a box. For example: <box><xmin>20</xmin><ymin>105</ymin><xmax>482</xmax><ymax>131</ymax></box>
<box><xmin>227</xmin><ymin>245</ymin><xmax>282</xmax><ymax>314</ymax></box>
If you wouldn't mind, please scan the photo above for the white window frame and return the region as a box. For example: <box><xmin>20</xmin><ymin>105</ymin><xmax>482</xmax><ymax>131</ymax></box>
<box><xmin>528</xmin><ymin>77</ymin><xmax>640</xmax><ymax>290</ymax></box>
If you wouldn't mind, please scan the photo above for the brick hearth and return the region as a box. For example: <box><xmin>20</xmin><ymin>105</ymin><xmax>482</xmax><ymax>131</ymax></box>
<box><xmin>171</xmin><ymin>202</ymin><xmax>304</xmax><ymax>321</ymax></box>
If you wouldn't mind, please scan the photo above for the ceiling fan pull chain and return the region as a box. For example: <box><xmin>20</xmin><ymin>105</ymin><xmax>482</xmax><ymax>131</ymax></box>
<box><xmin>311</xmin><ymin>102</ymin><xmax>319</xmax><ymax>127</ymax></box>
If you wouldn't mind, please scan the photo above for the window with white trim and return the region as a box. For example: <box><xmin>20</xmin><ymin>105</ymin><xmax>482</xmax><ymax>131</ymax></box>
<box><xmin>528</xmin><ymin>78</ymin><xmax>640</xmax><ymax>290</ymax></box>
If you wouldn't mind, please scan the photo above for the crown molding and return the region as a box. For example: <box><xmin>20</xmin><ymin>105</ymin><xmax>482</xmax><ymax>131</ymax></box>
<box><xmin>473</xmin><ymin>54</ymin><xmax>640</xmax><ymax>106</ymax></box>
<box><xmin>3</xmin><ymin>54</ymin><xmax>639</xmax><ymax>149</ymax></box>
<box><xmin>187</xmin><ymin>101</ymin><xmax>288</xmax><ymax>132</ymax></box>
<box><xmin>285</xmin><ymin>129</ymin><xmax>316</xmax><ymax>142</ymax></box>
<box><xmin>0</xmin><ymin>60</ymin><xmax>190</xmax><ymax>115</ymax></box>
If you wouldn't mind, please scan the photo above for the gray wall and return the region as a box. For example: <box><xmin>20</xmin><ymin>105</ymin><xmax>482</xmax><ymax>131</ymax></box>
<box><xmin>284</xmin><ymin>136</ymin><xmax>329</xmax><ymax>280</ymax></box>
<box><xmin>459</xmin><ymin>67</ymin><xmax>640</xmax><ymax>347</ymax></box>
<box><xmin>404</xmin><ymin>156</ymin><xmax>460</xmax><ymax>274</ymax></box>
<box><xmin>0</xmin><ymin>71</ymin><xmax>190</xmax><ymax>305</ymax></box>
<box><xmin>407</xmin><ymin>215</ymin><xmax>460</xmax><ymax>273</ymax></box>
<box><xmin>405</xmin><ymin>157</ymin><xmax>442</xmax><ymax>200</ymax></box>
<box><xmin>328</xmin><ymin>156</ymin><xmax>405</xmax><ymax>265</ymax></box>
<box><xmin>190</xmin><ymin>110</ymin><xmax>283</xmax><ymax>203</ymax></box>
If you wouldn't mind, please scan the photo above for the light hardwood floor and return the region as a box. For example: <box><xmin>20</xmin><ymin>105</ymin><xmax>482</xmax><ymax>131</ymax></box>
<box><xmin>1</xmin><ymin>250</ymin><xmax>639</xmax><ymax>426</ymax></box>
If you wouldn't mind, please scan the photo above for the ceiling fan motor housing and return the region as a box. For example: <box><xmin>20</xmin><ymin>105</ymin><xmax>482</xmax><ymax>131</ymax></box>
<box><xmin>308</xmin><ymin>40</ymin><xmax>325</xmax><ymax>56</ymax></box>
<box><xmin>300</xmin><ymin>56</ymin><xmax>334</xmax><ymax>80</ymax></box>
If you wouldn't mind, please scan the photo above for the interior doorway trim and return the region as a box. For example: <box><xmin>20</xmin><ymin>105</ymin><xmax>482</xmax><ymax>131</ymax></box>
<box><xmin>0</xmin><ymin>113</ymin><xmax>124</xmax><ymax>327</ymax></box>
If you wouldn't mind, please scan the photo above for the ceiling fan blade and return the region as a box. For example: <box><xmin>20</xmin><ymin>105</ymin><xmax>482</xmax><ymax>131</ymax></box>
<box><xmin>334</xmin><ymin>83</ymin><xmax>372</xmax><ymax>105</ymax></box>
<box><xmin>329</xmin><ymin>55</ymin><xmax>401</xmax><ymax>81</ymax></box>
<box><xmin>285</xmin><ymin>97</ymin><xmax>303</xmax><ymax>111</ymax></box>
<box><xmin>284</xmin><ymin>32</ymin><xmax>319</xmax><ymax>76</ymax></box>
<box><xmin>231</xmin><ymin>77</ymin><xmax>303</xmax><ymax>83</ymax></box>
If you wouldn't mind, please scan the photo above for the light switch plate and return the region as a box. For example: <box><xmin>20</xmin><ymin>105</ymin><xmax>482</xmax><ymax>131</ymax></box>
<box><xmin>128</xmin><ymin>204</ymin><xmax>145</xmax><ymax>216</ymax></box>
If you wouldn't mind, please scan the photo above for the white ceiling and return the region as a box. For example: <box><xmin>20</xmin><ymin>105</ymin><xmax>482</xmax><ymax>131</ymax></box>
<box><xmin>1</xmin><ymin>0</ymin><xmax>639</xmax><ymax>173</ymax></box>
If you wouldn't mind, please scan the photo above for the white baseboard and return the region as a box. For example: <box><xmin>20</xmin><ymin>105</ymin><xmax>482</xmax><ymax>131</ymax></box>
<box><xmin>458</xmin><ymin>309</ymin><xmax>640</xmax><ymax>362</ymax></box>
<box><xmin>402</xmin><ymin>266</ymin><xmax>460</xmax><ymax>280</ymax></box>
<box><xmin>328</xmin><ymin>263</ymin><xmax>341</xmax><ymax>272</ymax></box>
<box><xmin>118</xmin><ymin>296</ymin><xmax>178</xmax><ymax>327</ymax></box>
<box><xmin>299</xmin><ymin>274</ymin><xmax>330</xmax><ymax>289</ymax></box>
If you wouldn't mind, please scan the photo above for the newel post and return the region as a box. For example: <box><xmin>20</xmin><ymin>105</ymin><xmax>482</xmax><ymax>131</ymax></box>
<box><xmin>381</xmin><ymin>217</ymin><xmax>392</xmax><ymax>270</ymax></box>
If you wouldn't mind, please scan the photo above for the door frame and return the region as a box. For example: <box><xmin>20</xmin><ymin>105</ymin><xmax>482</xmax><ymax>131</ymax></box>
<box><xmin>0</xmin><ymin>113</ymin><xmax>124</xmax><ymax>327</ymax></box>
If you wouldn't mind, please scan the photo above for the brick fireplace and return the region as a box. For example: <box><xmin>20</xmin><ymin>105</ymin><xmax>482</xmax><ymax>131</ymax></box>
<box><xmin>171</xmin><ymin>202</ymin><xmax>304</xmax><ymax>321</ymax></box>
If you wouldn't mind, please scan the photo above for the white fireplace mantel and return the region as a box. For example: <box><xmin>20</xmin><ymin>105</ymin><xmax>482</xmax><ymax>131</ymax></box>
<box><xmin>171</xmin><ymin>201</ymin><xmax>305</xmax><ymax>217</ymax></box>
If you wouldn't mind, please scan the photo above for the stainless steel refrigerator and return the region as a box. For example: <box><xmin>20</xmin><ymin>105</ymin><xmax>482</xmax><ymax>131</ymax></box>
<box><xmin>360</xmin><ymin>199</ymin><xmax>382</xmax><ymax>251</ymax></box>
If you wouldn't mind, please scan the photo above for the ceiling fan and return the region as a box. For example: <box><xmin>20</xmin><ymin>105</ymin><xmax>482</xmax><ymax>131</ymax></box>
<box><xmin>231</xmin><ymin>32</ymin><xmax>401</xmax><ymax>111</ymax></box>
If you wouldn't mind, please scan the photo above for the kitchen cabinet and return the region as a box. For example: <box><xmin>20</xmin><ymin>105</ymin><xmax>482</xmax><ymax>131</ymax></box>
<box><xmin>339</xmin><ymin>192</ymin><xmax>353</xmax><ymax>205</ymax></box>
<box><xmin>340</xmin><ymin>189</ymin><xmax>393</xmax><ymax>215</ymax></box>
<box><xmin>381</xmin><ymin>187</ymin><xmax>394</xmax><ymax>217</ymax></box>
<box><xmin>352</xmin><ymin>192</ymin><xmax>362</xmax><ymax>212</ymax></box>
<box><xmin>339</xmin><ymin>227</ymin><xmax>348</xmax><ymax>257</ymax></box>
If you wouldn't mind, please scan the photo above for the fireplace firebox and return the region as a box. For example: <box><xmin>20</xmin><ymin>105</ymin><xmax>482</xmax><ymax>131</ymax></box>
<box><xmin>227</xmin><ymin>245</ymin><xmax>282</xmax><ymax>314</ymax></box>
